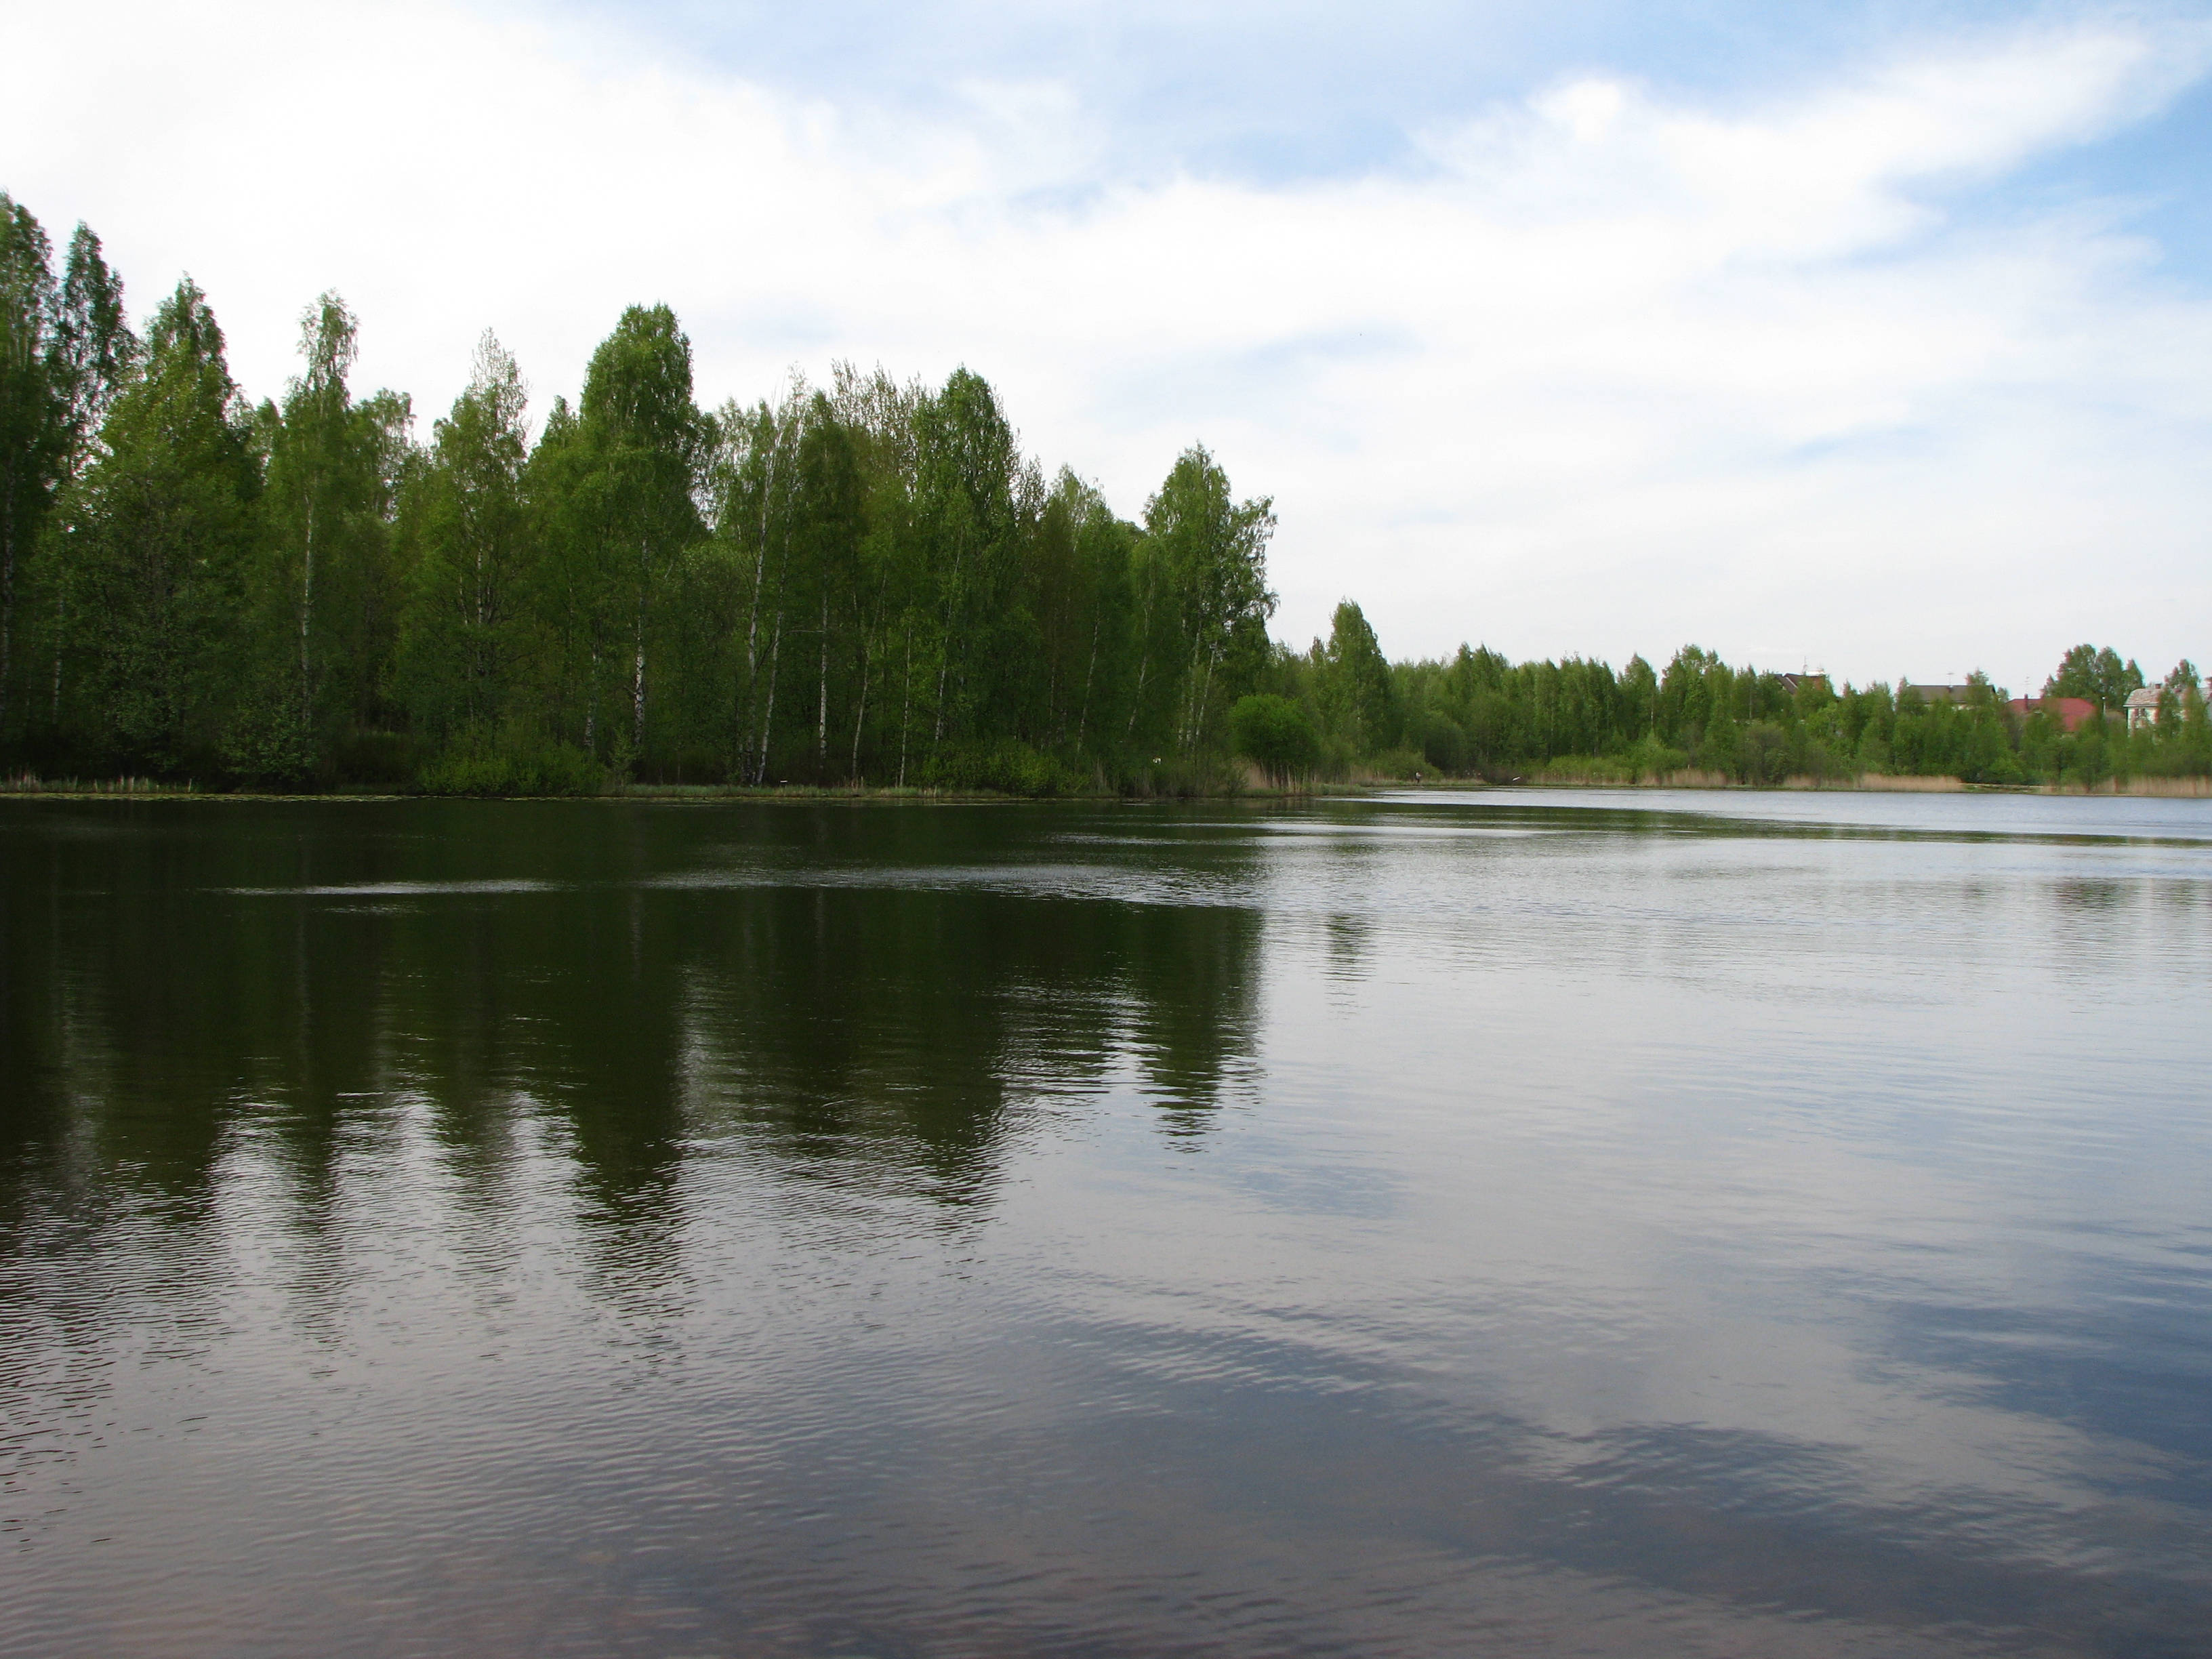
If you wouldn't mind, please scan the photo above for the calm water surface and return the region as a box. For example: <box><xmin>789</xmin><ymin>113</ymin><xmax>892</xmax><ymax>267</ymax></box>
<box><xmin>3</xmin><ymin>790</ymin><xmax>2209</xmax><ymax>1656</ymax></box>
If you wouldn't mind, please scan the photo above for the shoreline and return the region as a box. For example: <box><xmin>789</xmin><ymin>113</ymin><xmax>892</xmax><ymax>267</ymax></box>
<box><xmin>3</xmin><ymin>775</ymin><xmax>2208</xmax><ymax>803</ymax></box>
<box><xmin>1504</xmin><ymin>772</ymin><xmax>2212</xmax><ymax>798</ymax></box>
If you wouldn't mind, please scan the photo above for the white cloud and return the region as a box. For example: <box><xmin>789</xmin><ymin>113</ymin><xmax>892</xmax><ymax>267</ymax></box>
<box><xmin>5</xmin><ymin>1</ymin><xmax>2210</xmax><ymax>688</ymax></box>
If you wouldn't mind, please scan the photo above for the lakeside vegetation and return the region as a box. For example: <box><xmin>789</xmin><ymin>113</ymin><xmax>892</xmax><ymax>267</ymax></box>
<box><xmin>1258</xmin><ymin>623</ymin><xmax>2210</xmax><ymax>792</ymax></box>
<box><xmin>2</xmin><ymin>194</ymin><xmax>1277</xmax><ymax>796</ymax></box>
<box><xmin>3</xmin><ymin>191</ymin><xmax>2204</xmax><ymax>797</ymax></box>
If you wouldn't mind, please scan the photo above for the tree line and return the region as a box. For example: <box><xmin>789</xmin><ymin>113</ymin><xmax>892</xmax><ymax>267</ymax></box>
<box><xmin>5</xmin><ymin>190</ymin><xmax>2202</xmax><ymax>796</ymax></box>
<box><xmin>1237</xmin><ymin>607</ymin><xmax>2210</xmax><ymax>789</ymax></box>
<box><xmin>0</xmin><ymin>192</ymin><xmax>1275</xmax><ymax>793</ymax></box>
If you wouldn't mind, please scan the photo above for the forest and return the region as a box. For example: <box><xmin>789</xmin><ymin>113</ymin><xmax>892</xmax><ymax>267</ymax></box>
<box><xmin>0</xmin><ymin>194</ymin><xmax>1278</xmax><ymax>795</ymax></box>
<box><xmin>3</xmin><ymin>191</ymin><xmax>2205</xmax><ymax>795</ymax></box>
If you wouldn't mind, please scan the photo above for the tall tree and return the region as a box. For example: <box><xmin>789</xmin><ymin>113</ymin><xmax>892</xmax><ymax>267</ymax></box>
<box><xmin>831</xmin><ymin>364</ymin><xmax>924</xmax><ymax>781</ymax></box>
<box><xmin>34</xmin><ymin>224</ymin><xmax>139</xmax><ymax>739</ymax></box>
<box><xmin>2045</xmin><ymin>644</ymin><xmax>2144</xmax><ymax>713</ymax></box>
<box><xmin>0</xmin><ymin>194</ymin><xmax>62</xmax><ymax>746</ymax></box>
<box><xmin>911</xmin><ymin>369</ymin><xmax>1023</xmax><ymax>758</ymax></box>
<box><xmin>710</xmin><ymin>380</ymin><xmax>811</xmax><ymax>783</ymax></box>
<box><xmin>51</xmin><ymin>226</ymin><xmax>136</xmax><ymax>472</ymax></box>
<box><xmin>58</xmin><ymin>279</ymin><xmax>258</xmax><ymax>771</ymax></box>
<box><xmin>790</xmin><ymin>394</ymin><xmax>865</xmax><ymax>777</ymax></box>
<box><xmin>253</xmin><ymin>293</ymin><xmax>403</xmax><ymax>770</ymax></box>
<box><xmin>555</xmin><ymin>305</ymin><xmax>705</xmax><ymax>766</ymax></box>
<box><xmin>395</xmin><ymin>332</ymin><xmax>531</xmax><ymax>737</ymax></box>
<box><xmin>1316</xmin><ymin>599</ymin><xmax>1395</xmax><ymax>755</ymax></box>
<box><xmin>1135</xmin><ymin>445</ymin><xmax>1275</xmax><ymax>753</ymax></box>
<box><xmin>1031</xmin><ymin>468</ymin><xmax>1135</xmax><ymax>752</ymax></box>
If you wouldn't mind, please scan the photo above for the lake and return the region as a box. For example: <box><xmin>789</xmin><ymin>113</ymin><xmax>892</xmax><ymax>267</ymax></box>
<box><xmin>3</xmin><ymin>790</ymin><xmax>2209</xmax><ymax>1657</ymax></box>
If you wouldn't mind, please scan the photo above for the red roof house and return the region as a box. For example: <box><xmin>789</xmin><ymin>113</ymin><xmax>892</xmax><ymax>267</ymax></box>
<box><xmin>2006</xmin><ymin>696</ymin><xmax>2099</xmax><ymax>733</ymax></box>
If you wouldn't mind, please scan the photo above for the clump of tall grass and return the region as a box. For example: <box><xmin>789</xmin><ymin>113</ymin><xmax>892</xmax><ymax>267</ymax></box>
<box><xmin>1529</xmin><ymin>739</ymin><xmax>1704</xmax><ymax>786</ymax></box>
<box><xmin>2047</xmin><ymin>775</ymin><xmax>2212</xmax><ymax>798</ymax></box>
<box><xmin>1851</xmin><ymin>773</ymin><xmax>1966</xmax><ymax>793</ymax></box>
<box><xmin>1118</xmin><ymin>752</ymin><xmax>1248</xmax><ymax>798</ymax></box>
<box><xmin>2</xmin><ymin>774</ymin><xmax>194</xmax><ymax>796</ymax></box>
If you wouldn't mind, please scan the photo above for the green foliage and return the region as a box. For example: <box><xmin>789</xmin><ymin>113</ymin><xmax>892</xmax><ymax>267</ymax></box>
<box><xmin>331</xmin><ymin>730</ymin><xmax>432</xmax><ymax>788</ymax></box>
<box><xmin>1738</xmin><ymin>720</ymin><xmax>1790</xmax><ymax>784</ymax></box>
<box><xmin>417</xmin><ymin>725</ymin><xmax>603</xmax><ymax>796</ymax></box>
<box><xmin>1229</xmin><ymin>692</ymin><xmax>1318</xmax><ymax>783</ymax></box>
<box><xmin>529</xmin><ymin>304</ymin><xmax>708</xmax><ymax>771</ymax></box>
<box><xmin>250</xmin><ymin>292</ymin><xmax>411</xmax><ymax>771</ymax></box>
<box><xmin>1279</xmin><ymin>636</ymin><xmax>2206</xmax><ymax>790</ymax></box>
<box><xmin>1623</xmin><ymin>734</ymin><xmax>1692</xmax><ymax>779</ymax></box>
<box><xmin>918</xmin><ymin>737</ymin><xmax>1081</xmax><ymax>796</ymax></box>
<box><xmin>6</xmin><ymin>188</ymin><xmax>2199</xmax><ymax>798</ymax></box>
<box><xmin>0</xmin><ymin>197</ymin><xmax>1287</xmax><ymax>794</ymax></box>
<box><xmin>1314</xmin><ymin>600</ymin><xmax>1395</xmax><ymax>753</ymax></box>
<box><xmin>0</xmin><ymin>192</ymin><xmax>64</xmax><ymax>746</ymax></box>
<box><xmin>394</xmin><ymin>331</ymin><xmax>531</xmax><ymax>739</ymax></box>
<box><xmin>2045</xmin><ymin>644</ymin><xmax>2143</xmax><ymax>711</ymax></box>
<box><xmin>54</xmin><ymin>279</ymin><xmax>258</xmax><ymax>775</ymax></box>
<box><xmin>1414</xmin><ymin>707</ymin><xmax>1469</xmax><ymax>773</ymax></box>
<box><xmin>1134</xmin><ymin>445</ymin><xmax>1276</xmax><ymax>754</ymax></box>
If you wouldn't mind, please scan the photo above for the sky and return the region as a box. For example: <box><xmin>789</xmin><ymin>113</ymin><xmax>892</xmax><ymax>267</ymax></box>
<box><xmin>5</xmin><ymin>0</ymin><xmax>2211</xmax><ymax>691</ymax></box>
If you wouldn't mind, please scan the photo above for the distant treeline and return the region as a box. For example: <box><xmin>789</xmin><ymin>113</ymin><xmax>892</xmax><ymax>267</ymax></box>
<box><xmin>1248</xmin><ymin>618</ymin><xmax>2211</xmax><ymax>789</ymax></box>
<box><xmin>3</xmin><ymin>191</ymin><xmax>2203</xmax><ymax>794</ymax></box>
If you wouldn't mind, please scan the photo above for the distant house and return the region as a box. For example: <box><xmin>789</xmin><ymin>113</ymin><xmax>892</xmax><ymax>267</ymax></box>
<box><xmin>2125</xmin><ymin>687</ymin><xmax>2161</xmax><ymax>731</ymax></box>
<box><xmin>2006</xmin><ymin>696</ymin><xmax>2099</xmax><ymax>734</ymax></box>
<box><xmin>1778</xmin><ymin>673</ymin><xmax>1829</xmax><ymax>696</ymax></box>
<box><xmin>1906</xmin><ymin>684</ymin><xmax>1974</xmax><ymax>707</ymax></box>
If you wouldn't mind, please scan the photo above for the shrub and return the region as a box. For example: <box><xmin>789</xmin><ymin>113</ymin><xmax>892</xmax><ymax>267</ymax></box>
<box><xmin>1532</xmin><ymin>754</ymin><xmax>1633</xmax><ymax>783</ymax></box>
<box><xmin>419</xmin><ymin>729</ymin><xmax>604</xmax><ymax>796</ymax></box>
<box><xmin>1229</xmin><ymin>694</ymin><xmax>1319</xmax><ymax>785</ymax></box>
<box><xmin>920</xmin><ymin>739</ymin><xmax>1082</xmax><ymax>796</ymax></box>
<box><xmin>1418</xmin><ymin>710</ymin><xmax>1470</xmax><ymax>775</ymax></box>
<box><xmin>1620</xmin><ymin>735</ymin><xmax>1691</xmax><ymax>781</ymax></box>
<box><xmin>1738</xmin><ymin>720</ymin><xmax>1790</xmax><ymax>785</ymax></box>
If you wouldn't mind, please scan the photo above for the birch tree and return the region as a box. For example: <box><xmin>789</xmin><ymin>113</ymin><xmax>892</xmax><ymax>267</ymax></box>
<box><xmin>567</xmin><ymin>305</ymin><xmax>705</xmax><ymax>767</ymax></box>
<box><xmin>1138</xmin><ymin>445</ymin><xmax>1274</xmax><ymax>753</ymax></box>
<box><xmin>253</xmin><ymin>293</ymin><xmax>402</xmax><ymax>771</ymax></box>
<box><xmin>395</xmin><ymin>332</ymin><xmax>531</xmax><ymax>736</ymax></box>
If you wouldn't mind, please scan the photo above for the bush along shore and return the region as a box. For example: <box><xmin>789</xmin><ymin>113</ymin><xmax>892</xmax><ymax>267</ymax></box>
<box><xmin>3</xmin><ymin>190</ymin><xmax>2203</xmax><ymax>799</ymax></box>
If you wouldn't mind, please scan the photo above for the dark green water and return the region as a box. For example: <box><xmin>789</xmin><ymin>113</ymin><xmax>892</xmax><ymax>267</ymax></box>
<box><xmin>3</xmin><ymin>790</ymin><xmax>2209</xmax><ymax>1657</ymax></box>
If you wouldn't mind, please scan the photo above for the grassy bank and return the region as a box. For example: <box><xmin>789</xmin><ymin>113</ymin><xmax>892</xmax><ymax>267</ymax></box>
<box><xmin>0</xmin><ymin>763</ymin><xmax>1328</xmax><ymax>803</ymax></box>
<box><xmin>4</xmin><ymin>774</ymin><xmax>199</xmax><ymax>796</ymax></box>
